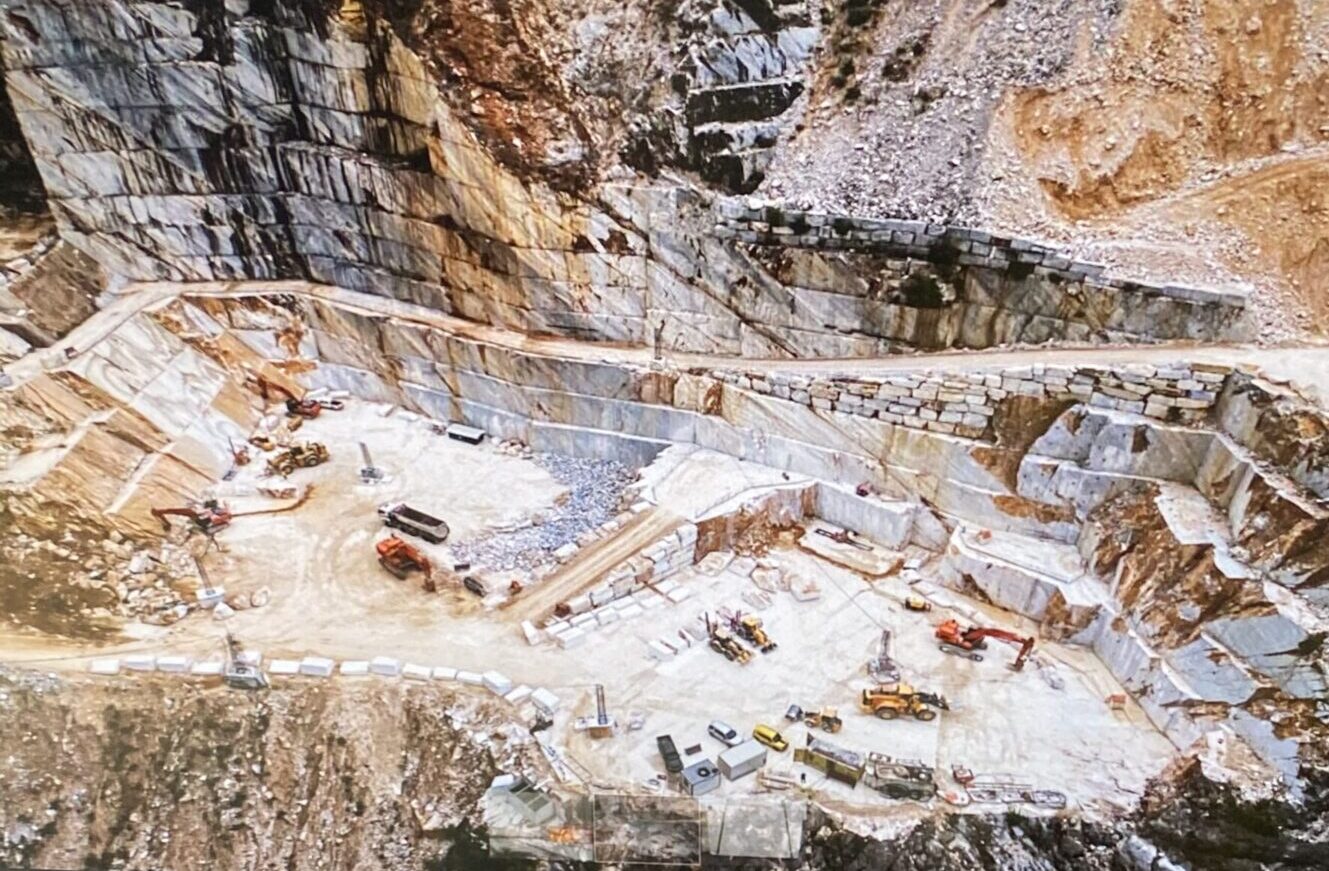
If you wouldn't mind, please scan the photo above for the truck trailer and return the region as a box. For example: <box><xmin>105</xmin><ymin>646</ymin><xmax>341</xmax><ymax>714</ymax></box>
<box><xmin>378</xmin><ymin>502</ymin><xmax>450</xmax><ymax>544</ymax></box>
<box><xmin>717</xmin><ymin>739</ymin><xmax>767</xmax><ymax>781</ymax></box>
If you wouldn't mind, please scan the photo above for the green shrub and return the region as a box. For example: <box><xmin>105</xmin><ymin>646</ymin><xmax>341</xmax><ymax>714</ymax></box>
<box><xmin>900</xmin><ymin>273</ymin><xmax>947</xmax><ymax>308</ymax></box>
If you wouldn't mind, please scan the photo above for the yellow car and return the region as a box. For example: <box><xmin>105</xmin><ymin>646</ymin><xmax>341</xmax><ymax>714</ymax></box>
<box><xmin>752</xmin><ymin>724</ymin><xmax>789</xmax><ymax>752</ymax></box>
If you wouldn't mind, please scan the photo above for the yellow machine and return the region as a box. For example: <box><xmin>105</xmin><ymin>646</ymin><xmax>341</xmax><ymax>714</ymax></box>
<box><xmin>266</xmin><ymin>441</ymin><xmax>329</xmax><ymax>477</ymax></box>
<box><xmin>752</xmin><ymin>724</ymin><xmax>789</xmax><ymax>752</ymax></box>
<box><xmin>709</xmin><ymin>625</ymin><xmax>753</xmax><ymax>664</ymax></box>
<box><xmin>802</xmin><ymin>706</ymin><xmax>843</xmax><ymax>733</ymax></box>
<box><xmin>706</xmin><ymin>614</ymin><xmax>753</xmax><ymax>664</ymax></box>
<box><xmin>859</xmin><ymin>683</ymin><xmax>949</xmax><ymax>722</ymax></box>
<box><xmin>738</xmin><ymin>614</ymin><xmax>778</xmax><ymax>653</ymax></box>
<box><xmin>904</xmin><ymin>595</ymin><xmax>932</xmax><ymax>612</ymax></box>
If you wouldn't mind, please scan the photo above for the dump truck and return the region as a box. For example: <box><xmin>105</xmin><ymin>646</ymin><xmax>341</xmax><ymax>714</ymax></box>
<box><xmin>266</xmin><ymin>442</ymin><xmax>329</xmax><ymax>476</ymax></box>
<box><xmin>860</xmin><ymin>683</ymin><xmax>949</xmax><ymax>722</ymax></box>
<box><xmin>378</xmin><ymin>502</ymin><xmax>450</xmax><ymax>544</ymax></box>
<box><xmin>376</xmin><ymin>535</ymin><xmax>435</xmax><ymax>591</ymax></box>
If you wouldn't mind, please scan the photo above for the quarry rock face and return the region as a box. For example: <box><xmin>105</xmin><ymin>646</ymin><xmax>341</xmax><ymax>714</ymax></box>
<box><xmin>1</xmin><ymin>0</ymin><xmax>1253</xmax><ymax>359</ymax></box>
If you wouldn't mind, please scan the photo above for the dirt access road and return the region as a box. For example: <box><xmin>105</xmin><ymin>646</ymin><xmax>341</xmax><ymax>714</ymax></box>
<box><xmin>9</xmin><ymin>279</ymin><xmax>1329</xmax><ymax>403</ymax></box>
<box><xmin>504</xmin><ymin>506</ymin><xmax>681</xmax><ymax>622</ymax></box>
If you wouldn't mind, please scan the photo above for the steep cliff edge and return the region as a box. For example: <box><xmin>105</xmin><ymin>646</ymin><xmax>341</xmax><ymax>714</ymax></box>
<box><xmin>761</xmin><ymin>0</ymin><xmax>1329</xmax><ymax>336</ymax></box>
<box><xmin>3</xmin><ymin>668</ymin><xmax>1325</xmax><ymax>870</ymax></box>
<box><xmin>0</xmin><ymin>0</ymin><xmax>1259</xmax><ymax>358</ymax></box>
<box><xmin>0</xmin><ymin>668</ymin><xmax>540</xmax><ymax>871</ymax></box>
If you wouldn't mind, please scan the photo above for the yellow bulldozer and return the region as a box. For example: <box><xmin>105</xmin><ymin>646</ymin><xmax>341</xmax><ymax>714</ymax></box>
<box><xmin>859</xmin><ymin>683</ymin><xmax>950</xmax><ymax>722</ymax></box>
<box><xmin>705</xmin><ymin>614</ymin><xmax>753</xmax><ymax>664</ymax></box>
<box><xmin>735</xmin><ymin>613</ymin><xmax>778</xmax><ymax>653</ymax></box>
<box><xmin>266</xmin><ymin>441</ymin><xmax>329</xmax><ymax>477</ymax></box>
<box><xmin>785</xmin><ymin>703</ymin><xmax>843</xmax><ymax>733</ymax></box>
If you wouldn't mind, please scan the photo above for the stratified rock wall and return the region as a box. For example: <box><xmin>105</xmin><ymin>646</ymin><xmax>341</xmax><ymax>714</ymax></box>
<box><xmin>1</xmin><ymin>1</ymin><xmax>1252</xmax><ymax>357</ymax></box>
<box><xmin>0</xmin><ymin>70</ymin><xmax>42</xmax><ymax>212</ymax></box>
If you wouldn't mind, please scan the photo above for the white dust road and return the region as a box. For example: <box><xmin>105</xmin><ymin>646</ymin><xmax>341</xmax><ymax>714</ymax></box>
<box><xmin>8</xmin><ymin>278</ymin><xmax>1329</xmax><ymax>402</ymax></box>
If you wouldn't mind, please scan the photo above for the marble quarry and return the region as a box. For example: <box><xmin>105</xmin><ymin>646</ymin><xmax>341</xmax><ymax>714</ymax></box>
<box><xmin>0</xmin><ymin>2</ymin><xmax>1326</xmax><ymax>868</ymax></box>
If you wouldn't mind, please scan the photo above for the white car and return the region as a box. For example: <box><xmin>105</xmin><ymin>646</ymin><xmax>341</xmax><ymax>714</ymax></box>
<box><xmin>707</xmin><ymin>720</ymin><xmax>742</xmax><ymax>747</ymax></box>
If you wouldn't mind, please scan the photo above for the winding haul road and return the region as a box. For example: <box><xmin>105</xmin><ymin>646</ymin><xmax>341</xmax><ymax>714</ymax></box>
<box><xmin>6</xmin><ymin>279</ymin><xmax>1329</xmax><ymax>404</ymax></box>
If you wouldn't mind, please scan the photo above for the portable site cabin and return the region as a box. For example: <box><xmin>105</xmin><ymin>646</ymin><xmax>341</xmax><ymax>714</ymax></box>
<box><xmin>681</xmin><ymin>759</ymin><xmax>721</xmax><ymax>797</ymax></box>
<box><xmin>718</xmin><ymin>740</ymin><xmax>767</xmax><ymax>781</ymax></box>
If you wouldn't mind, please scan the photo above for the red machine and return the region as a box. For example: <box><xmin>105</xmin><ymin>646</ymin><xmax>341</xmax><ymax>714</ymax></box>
<box><xmin>251</xmin><ymin>375</ymin><xmax>322</xmax><ymax>419</ymax></box>
<box><xmin>151</xmin><ymin>500</ymin><xmax>232</xmax><ymax>534</ymax></box>
<box><xmin>376</xmin><ymin>535</ymin><xmax>435</xmax><ymax>592</ymax></box>
<box><xmin>935</xmin><ymin>619</ymin><xmax>1035</xmax><ymax>671</ymax></box>
<box><xmin>228</xmin><ymin>438</ymin><xmax>251</xmax><ymax>466</ymax></box>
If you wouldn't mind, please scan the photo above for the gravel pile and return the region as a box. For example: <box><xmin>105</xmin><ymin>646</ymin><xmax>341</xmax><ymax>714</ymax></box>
<box><xmin>450</xmin><ymin>452</ymin><xmax>636</xmax><ymax>572</ymax></box>
<box><xmin>764</xmin><ymin>0</ymin><xmax>1118</xmax><ymax>224</ymax></box>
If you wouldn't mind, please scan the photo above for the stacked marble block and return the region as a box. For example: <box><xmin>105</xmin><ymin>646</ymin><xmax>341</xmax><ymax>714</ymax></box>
<box><xmin>539</xmin><ymin>524</ymin><xmax>700</xmax><ymax>649</ymax></box>
<box><xmin>715</xmin><ymin>362</ymin><xmax>1232</xmax><ymax>440</ymax></box>
<box><xmin>713</xmin><ymin>200</ymin><xmax>1254</xmax><ymax>346</ymax></box>
<box><xmin>88</xmin><ymin>652</ymin><xmax>560</xmax><ymax>717</ymax></box>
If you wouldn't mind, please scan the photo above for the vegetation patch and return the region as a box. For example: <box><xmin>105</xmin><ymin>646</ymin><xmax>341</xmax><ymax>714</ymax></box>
<box><xmin>824</xmin><ymin>0</ymin><xmax>890</xmax><ymax>102</ymax></box>
<box><xmin>899</xmin><ymin>273</ymin><xmax>947</xmax><ymax>309</ymax></box>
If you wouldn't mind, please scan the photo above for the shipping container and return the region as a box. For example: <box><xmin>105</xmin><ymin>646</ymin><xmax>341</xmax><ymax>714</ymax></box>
<box><xmin>717</xmin><ymin>739</ymin><xmax>767</xmax><ymax>781</ymax></box>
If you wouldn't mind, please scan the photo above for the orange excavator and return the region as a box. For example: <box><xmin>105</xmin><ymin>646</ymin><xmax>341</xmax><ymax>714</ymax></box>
<box><xmin>935</xmin><ymin>619</ymin><xmax>1035</xmax><ymax>671</ymax></box>
<box><xmin>152</xmin><ymin>499</ymin><xmax>233</xmax><ymax>534</ymax></box>
<box><xmin>251</xmin><ymin>375</ymin><xmax>322</xmax><ymax>419</ymax></box>
<box><xmin>376</xmin><ymin>535</ymin><xmax>435</xmax><ymax>592</ymax></box>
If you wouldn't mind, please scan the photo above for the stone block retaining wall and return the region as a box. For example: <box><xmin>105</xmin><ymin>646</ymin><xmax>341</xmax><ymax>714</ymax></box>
<box><xmin>710</xmin><ymin>361</ymin><xmax>1232</xmax><ymax>439</ymax></box>
<box><xmin>715</xmin><ymin>202</ymin><xmax>1254</xmax><ymax>347</ymax></box>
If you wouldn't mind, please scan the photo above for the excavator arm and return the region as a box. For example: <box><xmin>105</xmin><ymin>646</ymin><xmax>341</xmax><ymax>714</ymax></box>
<box><xmin>250</xmin><ymin>374</ymin><xmax>295</xmax><ymax>402</ymax></box>
<box><xmin>152</xmin><ymin>507</ymin><xmax>200</xmax><ymax>520</ymax></box>
<box><xmin>964</xmin><ymin>627</ymin><xmax>1035</xmax><ymax>671</ymax></box>
<box><xmin>151</xmin><ymin>503</ymin><xmax>232</xmax><ymax>532</ymax></box>
<box><xmin>250</xmin><ymin>374</ymin><xmax>322</xmax><ymax>418</ymax></box>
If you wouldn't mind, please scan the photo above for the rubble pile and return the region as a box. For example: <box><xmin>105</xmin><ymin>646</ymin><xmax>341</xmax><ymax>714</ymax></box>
<box><xmin>450</xmin><ymin>451</ymin><xmax>636</xmax><ymax>572</ymax></box>
<box><xmin>0</xmin><ymin>670</ymin><xmax>540</xmax><ymax>871</ymax></box>
<box><xmin>0</xmin><ymin>529</ymin><xmax>190</xmax><ymax>636</ymax></box>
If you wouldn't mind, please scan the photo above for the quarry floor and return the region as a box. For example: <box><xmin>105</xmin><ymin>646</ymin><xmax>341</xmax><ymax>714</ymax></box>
<box><xmin>1</xmin><ymin>398</ymin><xmax>1177</xmax><ymax>821</ymax></box>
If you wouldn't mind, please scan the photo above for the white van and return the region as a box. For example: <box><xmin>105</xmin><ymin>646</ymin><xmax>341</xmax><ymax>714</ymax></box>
<box><xmin>707</xmin><ymin>720</ymin><xmax>742</xmax><ymax>747</ymax></box>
